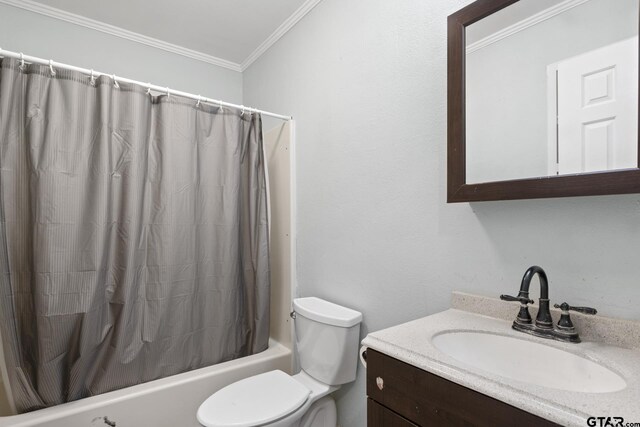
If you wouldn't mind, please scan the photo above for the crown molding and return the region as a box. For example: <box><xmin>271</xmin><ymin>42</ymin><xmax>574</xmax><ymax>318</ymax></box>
<box><xmin>0</xmin><ymin>0</ymin><xmax>243</xmax><ymax>72</ymax></box>
<box><xmin>466</xmin><ymin>0</ymin><xmax>592</xmax><ymax>55</ymax></box>
<box><xmin>241</xmin><ymin>0</ymin><xmax>323</xmax><ymax>71</ymax></box>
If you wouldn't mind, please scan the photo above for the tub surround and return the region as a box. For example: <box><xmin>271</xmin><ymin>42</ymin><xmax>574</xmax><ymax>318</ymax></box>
<box><xmin>361</xmin><ymin>292</ymin><xmax>640</xmax><ymax>426</ymax></box>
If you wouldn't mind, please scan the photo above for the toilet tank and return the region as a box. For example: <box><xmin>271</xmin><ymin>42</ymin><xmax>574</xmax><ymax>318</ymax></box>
<box><xmin>293</xmin><ymin>297</ymin><xmax>363</xmax><ymax>386</ymax></box>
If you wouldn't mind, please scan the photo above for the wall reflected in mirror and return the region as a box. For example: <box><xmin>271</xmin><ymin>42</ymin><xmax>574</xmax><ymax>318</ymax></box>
<box><xmin>465</xmin><ymin>0</ymin><xmax>639</xmax><ymax>184</ymax></box>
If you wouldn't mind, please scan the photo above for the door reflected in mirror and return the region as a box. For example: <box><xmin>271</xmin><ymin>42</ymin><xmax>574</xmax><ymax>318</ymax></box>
<box><xmin>465</xmin><ymin>0</ymin><xmax>639</xmax><ymax>184</ymax></box>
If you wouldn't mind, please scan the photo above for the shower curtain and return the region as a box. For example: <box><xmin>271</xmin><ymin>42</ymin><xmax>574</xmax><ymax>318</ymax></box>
<box><xmin>0</xmin><ymin>58</ymin><xmax>270</xmax><ymax>413</ymax></box>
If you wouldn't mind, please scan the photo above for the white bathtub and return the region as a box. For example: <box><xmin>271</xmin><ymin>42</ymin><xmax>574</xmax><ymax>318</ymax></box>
<box><xmin>0</xmin><ymin>340</ymin><xmax>292</xmax><ymax>427</ymax></box>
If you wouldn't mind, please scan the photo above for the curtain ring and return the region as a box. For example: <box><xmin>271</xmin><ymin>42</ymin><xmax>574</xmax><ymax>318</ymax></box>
<box><xmin>89</xmin><ymin>69</ymin><xmax>96</xmax><ymax>86</ymax></box>
<box><xmin>196</xmin><ymin>95</ymin><xmax>201</xmax><ymax>107</ymax></box>
<box><xmin>112</xmin><ymin>74</ymin><xmax>119</xmax><ymax>89</ymax></box>
<box><xmin>218</xmin><ymin>100</ymin><xmax>224</xmax><ymax>113</ymax></box>
<box><xmin>166</xmin><ymin>87</ymin><xmax>170</xmax><ymax>99</ymax></box>
<box><xmin>240</xmin><ymin>105</ymin><xmax>245</xmax><ymax>117</ymax></box>
<box><xmin>19</xmin><ymin>52</ymin><xmax>25</xmax><ymax>70</ymax></box>
<box><xmin>146</xmin><ymin>83</ymin><xmax>152</xmax><ymax>95</ymax></box>
<box><xmin>49</xmin><ymin>59</ymin><xmax>56</xmax><ymax>76</ymax></box>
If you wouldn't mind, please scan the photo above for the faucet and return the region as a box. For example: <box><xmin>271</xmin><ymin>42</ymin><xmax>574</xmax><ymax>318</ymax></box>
<box><xmin>500</xmin><ymin>266</ymin><xmax>596</xmax><ymax>343</ymax></box>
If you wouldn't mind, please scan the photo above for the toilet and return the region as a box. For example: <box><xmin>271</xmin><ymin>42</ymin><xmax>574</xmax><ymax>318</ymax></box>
<box><xmin>197</xmin><ymin>297</ymin><xmax>363</xmax><ymax>427</ymax></box>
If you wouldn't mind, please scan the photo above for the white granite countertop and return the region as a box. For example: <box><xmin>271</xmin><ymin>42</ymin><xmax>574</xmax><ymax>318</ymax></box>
<box><xmin>361</xmin><ymin>297</ymin><xmax>640</xmax><ymax>426</ymax></box>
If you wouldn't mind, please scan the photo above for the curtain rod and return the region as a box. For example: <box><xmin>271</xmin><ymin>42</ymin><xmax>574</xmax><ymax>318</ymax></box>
<box><xmin>0</xmin><ymin>48</ymin><xmax>292</xmax><ymax>121</ymax></box>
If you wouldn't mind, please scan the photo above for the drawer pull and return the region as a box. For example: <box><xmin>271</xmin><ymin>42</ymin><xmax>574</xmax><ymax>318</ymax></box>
<box><xmin>376</xmin><ymin>376</ymin><xmax>384</xmax><ymax>391</ymax></box>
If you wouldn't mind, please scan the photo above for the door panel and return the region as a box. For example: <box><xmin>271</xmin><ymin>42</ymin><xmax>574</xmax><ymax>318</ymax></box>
<box><xmin>557</xmin><ymin>36</ymin><xmax>638</xmax><ymax>174</ymax></box>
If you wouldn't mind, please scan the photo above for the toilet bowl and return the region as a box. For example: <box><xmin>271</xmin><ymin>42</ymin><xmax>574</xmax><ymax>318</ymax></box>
<box><xmin>197</xmin><ymin>297</ymin><xmax>363</xmax><ymax>427</ymax></box>
<box><xmin>197</xmin><ymin>370</ymin><xmax>336</xmax><ymax>427</ymax></box>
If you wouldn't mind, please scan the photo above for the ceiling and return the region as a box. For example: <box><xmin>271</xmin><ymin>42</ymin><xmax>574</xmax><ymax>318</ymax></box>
<box><xmin>26</xmin><ymin>0</ymin><xmax>314</xmax><ymax>68</ymax></box>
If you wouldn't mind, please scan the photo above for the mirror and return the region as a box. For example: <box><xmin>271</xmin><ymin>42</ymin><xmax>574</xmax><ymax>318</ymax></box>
<box><xmin>448</xmin><ymin>0</ymin><xmax>640</xmax><ymax>202</ymax></box>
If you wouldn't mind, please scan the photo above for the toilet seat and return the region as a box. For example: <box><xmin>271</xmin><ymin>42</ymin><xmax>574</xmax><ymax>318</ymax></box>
<box><xmin>197</xmin><ymin>370</ymin><xmax>311</xmax><ymax>427</ymax></box>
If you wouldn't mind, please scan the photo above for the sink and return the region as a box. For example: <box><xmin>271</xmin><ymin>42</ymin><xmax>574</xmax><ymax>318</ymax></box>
<box><xmin>432</xmin><ymin>331</ymin><xmax>626</xmax><ymax>393</ymax></box>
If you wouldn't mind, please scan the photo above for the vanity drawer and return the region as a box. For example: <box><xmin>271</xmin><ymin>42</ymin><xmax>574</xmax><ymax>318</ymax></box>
<box><xmin>366</xmin><ymin>349</ymin><xmax>559</xmax><ymax>427</ymax></box>
<box><xmin>368</xmin><ymin>399</ymin><xmax>418</xmax><ymax>427</ymax></box>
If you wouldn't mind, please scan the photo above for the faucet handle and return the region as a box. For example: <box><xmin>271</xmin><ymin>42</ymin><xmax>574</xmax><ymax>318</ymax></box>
<box><xmin>553</xmin><ymin>302</ymin><xmax>597</xmax><ymax>315</ymax></box>
<box><xmin>500</xmin><ymin>294</ymin><xmax>534</xmax><ymax>305</ymax></box>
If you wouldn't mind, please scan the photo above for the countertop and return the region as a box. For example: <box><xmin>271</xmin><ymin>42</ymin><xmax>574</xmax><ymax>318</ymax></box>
<box><xmin>361</xmin><ymin>295</ymin><xmax>640</xmax><ymax>426</ymax></box>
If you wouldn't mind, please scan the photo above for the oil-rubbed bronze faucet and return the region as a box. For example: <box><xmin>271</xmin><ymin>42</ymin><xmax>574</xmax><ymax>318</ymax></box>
<box><xmin>500</xmin><ymin>266</ymin><xmax>597</xmax><ymax>343</ymax></box>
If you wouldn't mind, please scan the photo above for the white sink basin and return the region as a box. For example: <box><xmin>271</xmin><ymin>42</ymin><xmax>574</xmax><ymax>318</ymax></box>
<box><xmin>432</xmin><ymin>331</ymin><xmax>626</xmax><ymax>393</ymax></box>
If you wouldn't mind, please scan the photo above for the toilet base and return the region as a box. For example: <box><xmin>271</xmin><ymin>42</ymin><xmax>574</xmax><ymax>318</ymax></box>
<box><xmin>299</xmin><ymin>396</ymin><xmax>337</xmax><ymax>427</ymax></box>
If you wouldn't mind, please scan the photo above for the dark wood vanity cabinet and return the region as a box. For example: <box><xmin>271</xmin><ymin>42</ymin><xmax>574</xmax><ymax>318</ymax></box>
<box><xmin>366</xmin><ymin>349</ymin><xmax>559</xmax><ymax>427</ymax></box>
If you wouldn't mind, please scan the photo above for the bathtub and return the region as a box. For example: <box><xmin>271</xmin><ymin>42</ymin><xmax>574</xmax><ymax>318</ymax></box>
<box><xmin>0</xmin><ymin>340</ymin><xmax>292</xmax><ymax>427</ymax></box>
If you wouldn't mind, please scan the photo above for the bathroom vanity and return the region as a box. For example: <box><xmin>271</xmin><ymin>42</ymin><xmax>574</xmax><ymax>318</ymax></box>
<box><xmin>366</xmin><ymin>349</ymin><xmax>556</xmax><ymax>427</ymax></box>
<box><xmin>362</xmin><ymin>292</ymin><xmax>640</xmax><ymax>427</ymax></box>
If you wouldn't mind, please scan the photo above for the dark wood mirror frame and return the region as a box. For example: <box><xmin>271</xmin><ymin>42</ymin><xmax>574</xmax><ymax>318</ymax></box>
<box><xmin>447</xmin><ymin>0</ymin><xmax>640</xmax><ymax>203</ymax></box>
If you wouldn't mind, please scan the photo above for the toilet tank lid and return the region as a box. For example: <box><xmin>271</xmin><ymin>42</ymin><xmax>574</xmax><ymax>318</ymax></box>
<box><xmin>293</xmin><ymin>297</ymin><xmax>362</xmax><ymax>328</ymax></box>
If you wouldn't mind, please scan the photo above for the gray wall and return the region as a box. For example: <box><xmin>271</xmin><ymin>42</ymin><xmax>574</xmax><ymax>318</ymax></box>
<box><xmin>243</xmin><ymin>1</ymin><xmax>640</xmax><ymax>426</ymax></box>
<box><xmin>466</xmin><ymin>0</ymin><xmax>637</xmax><ymax>183</ymax></box>
<box><xmin>0</xmin><ymin>4</ymin><xmax>242</xmax><ymax>103</ymax></box>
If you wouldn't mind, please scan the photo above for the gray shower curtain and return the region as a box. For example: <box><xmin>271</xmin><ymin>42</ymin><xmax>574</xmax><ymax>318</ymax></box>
<box><xmin>0</xmin><ymin>58</ymin><xmax>270</xmax><ymax>413</ymax></box>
